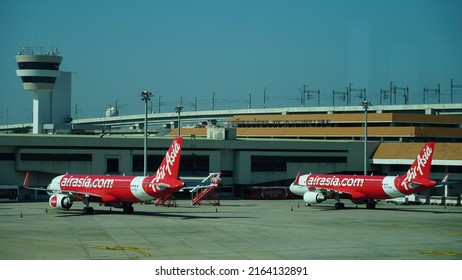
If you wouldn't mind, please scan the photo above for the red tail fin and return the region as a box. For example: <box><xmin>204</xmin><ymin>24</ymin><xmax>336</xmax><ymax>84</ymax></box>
<box><xmin>151</xmin><ymin>137</ymin><xmax>183</xmax><ymax>182</ymax></box>
<box><xmin>400</xmin><ymin>142</ymin><xmax>435</xmax><ymax>189</ymax></box>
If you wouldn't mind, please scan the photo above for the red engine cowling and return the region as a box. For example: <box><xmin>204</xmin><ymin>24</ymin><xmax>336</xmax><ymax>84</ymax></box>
<box><xmin>49</xmin><ymin>194</ymin><xmax>73</xmax><ymax>209</ymax></box>
<box><xmin>303</xmin><ymin>192</ymin><xmax>326</xmax><ymax>204</ymax></box>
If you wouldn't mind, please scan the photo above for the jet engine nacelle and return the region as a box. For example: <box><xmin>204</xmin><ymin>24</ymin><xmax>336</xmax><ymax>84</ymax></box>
<box><xmin>49</xmin><ymin>194</ymin><xmax>73</xmax><ymax>209</ymax></box>
<box><xmin>303</xmin><ymin>192</ymin><xmax>326</xmax><ymax>204</ymax></box>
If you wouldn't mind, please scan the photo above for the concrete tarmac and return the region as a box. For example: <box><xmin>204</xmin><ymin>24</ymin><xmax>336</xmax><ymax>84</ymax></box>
<box><xmin>0</xmin><ymin>200</ymin><xmax>461</xmax><ymax>260</ymax></box>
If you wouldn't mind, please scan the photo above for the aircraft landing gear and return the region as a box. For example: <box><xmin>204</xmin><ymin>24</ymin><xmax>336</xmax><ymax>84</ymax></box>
<box><xmin>83</xmin><ymin>207</ymin><xmax>94</xmax><ymax>215</ymax></box>
<box><xmin>122</xmin><ymin>203</ymin><xmax>134</xmax><ymax>214</ymax></box>
<box><xmin>334</xmin><ymin>193</ymin><xmax>345</xmax><ymax>209</ymax></box>
<box><xmin>366</xmin><ymin>201</ymin><xmax>376</xmax><ymax>209</ymax></box>
<box><xmin>82</xmin><ymin>196</ymin><xmax>94</xmax><ymax>215</ymax></box>
<box><xmin>335</xmin><ymin>202</ymin><xmax>345</xmax><ymax>209</ymax></box>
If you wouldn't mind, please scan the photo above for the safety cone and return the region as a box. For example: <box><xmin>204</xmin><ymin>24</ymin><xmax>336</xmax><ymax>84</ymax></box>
<box><xmin>45</xmin><ymin>208</ymin><xmax>48</xmax><ymax>213</ymax></box>
<box><xmin>20</xmin><ymin>212</ymin><xmax>23</xmax><ymax>218</ymax></box>
<box><xmin>291</xmin><ymin>206</ymin><xmax>293</xmax><ymax>211</ymax></box>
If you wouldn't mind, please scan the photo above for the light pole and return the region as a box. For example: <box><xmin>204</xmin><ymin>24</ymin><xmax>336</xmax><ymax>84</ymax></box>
<box><xmin>141</xmin><ymin>90</ymin><xmax>152</xmax><ymax>177</ymax></box>
<box><xmin>362</xmin><ymin>101</ymin><xmax>372</xmax><ymax>175</ymax></box>
<box><xmin>175</xmin><ymin>105</ymin><xmax>183</xmax><ymax>137</ymax></box>
<box><xmin>211</xmin><ymin>92</ymin><xmax>215</xmax><ymax>110</ymax></box>
<box><xmin>263</xmin><ymin>87</ymin><xmax>267</xmax><ymax>108</ymax></box>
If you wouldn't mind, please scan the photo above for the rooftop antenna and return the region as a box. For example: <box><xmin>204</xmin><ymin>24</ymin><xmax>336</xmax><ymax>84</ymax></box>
<box><xmin>303</xmin><ymin>85</ymin><xmax>321</xmax><ymax>107</ymax></box>
<box><xmin>332</xmin><ymin>89</ymin><xmax>347</xmax><ymax>106</ymax></box>
<box><xmin>380</xmin><ymin>81</ymin><xmax>393</xmax><ymax>105</ymax></box>
<box><xmin>380</xmin><ymin>88</ymin><xmax>390</xmax><ymax>105</ymax></box>
<box><xmin>299</xmin><ymin>87</ymin><xmax>306</xmax><ymax>107</ymax></box>
<box><xmin>423</xmin><ymin>84</ymin><xmax>440</xmax><ymax>104</ymax></box>
<box><xmin>348</xmin><ymin>83</ymin><xmax>366</xmax><ymax>105</ymax></box>
<box><xmin>451</xmin><ymin>79</ymin><xmax>462</xmax><ymax>103</ymax></box>
<box><xmin>393</xmin><ymin>85</ymin><xmax>409</xmax><ymax>105</ymax></box>
<box><xmin>191</xmin><ymin>97</ymin><xmax>197</xmax><ymax>111</ymax></box>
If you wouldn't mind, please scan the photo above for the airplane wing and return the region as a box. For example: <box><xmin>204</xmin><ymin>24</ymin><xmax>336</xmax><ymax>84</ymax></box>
<box><xmin>53</xmin><ymin>189</ymin><xmax>120</xmax><ymax>203</ymax></box>
<box><xmin>22</xmin><ymin>172</ymin><xmax>49</xmax><ymax>192</ymax></box>
<box><xmin>23</xmin><ymin>171</ymin><xmax>29</xmax><ymax>187</ymax></box>
<box><xmin>309</xmin><ymin>186</ymin><xmax>366</xmax><ymax>200</ymax></box>
<box><xmin>23</xmin><ymin>185</ymin><xmax>49</xmax><ymax>192</ymax></box>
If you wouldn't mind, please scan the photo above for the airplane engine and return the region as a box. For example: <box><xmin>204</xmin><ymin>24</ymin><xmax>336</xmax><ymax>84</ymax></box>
<box><xmin>49</xmin><ymin>194</ymin><xmax>73</xmax><ymax>209</ymax></box>
<box><xmin>303</xmin><ymin>192</ymin><xmax>326</xmax><ymax>204</ymax></box>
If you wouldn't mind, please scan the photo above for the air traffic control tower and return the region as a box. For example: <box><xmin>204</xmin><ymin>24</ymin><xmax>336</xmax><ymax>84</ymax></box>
<box><xmin>16</xmin><ymin>47</ymin><xmax>71</xmax><ymax>134</ymax></box>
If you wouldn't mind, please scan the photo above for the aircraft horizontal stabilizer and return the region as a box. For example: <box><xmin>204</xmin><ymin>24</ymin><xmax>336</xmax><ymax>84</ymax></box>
<box><xmin>409</xmin><ymin>182</ymin><xmax>424</xmax><ymax>189</ymax></box>
<box><xmin>409</xmin><ymin>178</ymin><xmax>436</xmax><ymax>189</ymax></box>
<box><xmin>157</xmin><ymin>183</ymin><xmax>170</xmax><ymax>191</ymax></box>
<box><xmin>435</xmin><ymin>179</ymin><xmax>458</xmax><ymax>188</ymax></box>
<box><xmin>434</xmin><ymin>173</ymin><xmax>456</xmax><ymax>188</ymax></box>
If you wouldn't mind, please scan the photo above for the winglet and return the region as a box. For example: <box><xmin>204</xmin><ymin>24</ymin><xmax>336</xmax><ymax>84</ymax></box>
<box><xmin>212</xmin><ymin>171</ymin><xmax>222</xmax><ymax>186</ymax></box>
<box><xmin>23</xmin><ymin>171</ymin><xmax>30</xmax><ymax>188</ymax></box>
<box><xmin>441</xmin><ymin>173</ymin><xmax>450</xmax><ymax>183</ymax></box>
<box><xmin>294</xmin><ymin>171</ymin><xmax>301</xmax><ymax>185</ymax></box>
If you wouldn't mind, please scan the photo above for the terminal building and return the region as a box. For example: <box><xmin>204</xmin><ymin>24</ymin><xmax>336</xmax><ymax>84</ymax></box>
<box><xmin>1</xmin><ymin>51</ymin><xmax>461</xmax><ymax>204</ymax></box>
<box><xmin>1</xmin><ymin>104</ymin><xmax>462</xmax><ymax>203</ymax></box>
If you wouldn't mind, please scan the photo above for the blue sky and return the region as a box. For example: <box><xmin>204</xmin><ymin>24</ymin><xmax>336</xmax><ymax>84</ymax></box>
<box><xmin>1</xmin><ymin>0</ymin><xmax>461</xmax><ymax>124</ymax></box>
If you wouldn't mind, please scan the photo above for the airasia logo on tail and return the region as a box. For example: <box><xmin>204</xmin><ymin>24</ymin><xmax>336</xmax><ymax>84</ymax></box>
<box><xmin>50</xmin><ymin>195</ymin><xmax>57</xmax><ymax>207</ymax></box>
<box><xmin>401</xmin><ymin>145</ymin><xmax>433</xmax><ymax>189</ymax></box>
<box><xmin>152</xmin><ymin>141</ymin><xmax>181</xmax><ymax>183</ymax></box>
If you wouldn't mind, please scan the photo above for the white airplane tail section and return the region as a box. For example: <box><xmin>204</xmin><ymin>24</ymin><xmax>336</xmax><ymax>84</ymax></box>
<box><xmin>400</xmin><ymin>142</ymin><xmax>435</xmax><ymax>189</ymax></box>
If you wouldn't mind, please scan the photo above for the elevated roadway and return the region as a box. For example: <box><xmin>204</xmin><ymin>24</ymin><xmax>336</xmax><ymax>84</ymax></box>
<box><xmin>1</xmin><ymin>103</ymin><xmax>461</xmax><ymax>132</ymax></box>
<box><xmin>67</xmin><ymin>103</ymin><xmax>462</xmax><ymax>129</ymax></box>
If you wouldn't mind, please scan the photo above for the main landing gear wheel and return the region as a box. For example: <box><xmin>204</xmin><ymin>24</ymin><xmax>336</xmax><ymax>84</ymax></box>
<box><xmin>123</xmin><ymin>204</ymin><xmax>134</xmax><ymax>214</ymax></box>
<box><xmin>335</xmin><ymin>203</ymin><xmax>345</xmax><ymax>209</ymax></box>
<box><xmin>366</xmin><ymin>202</ymin><xmax>376</xmax><ymax>209</ymax></box>
<box><xmin>83</xmin><ymin>207</ymin><xmax>94</xmax><ymax>215</ymax></box>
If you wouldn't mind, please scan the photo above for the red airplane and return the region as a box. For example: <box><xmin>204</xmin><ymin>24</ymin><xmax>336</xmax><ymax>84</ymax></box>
<box><xmin>289</xmin><ymin>142</ymin><xmax>436</xmax><ymax>209</ymax></box>
<box><xmin>24</xmin><ymin>137</ymin><xmax>184</xmax><ymax>214</ymax></box>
